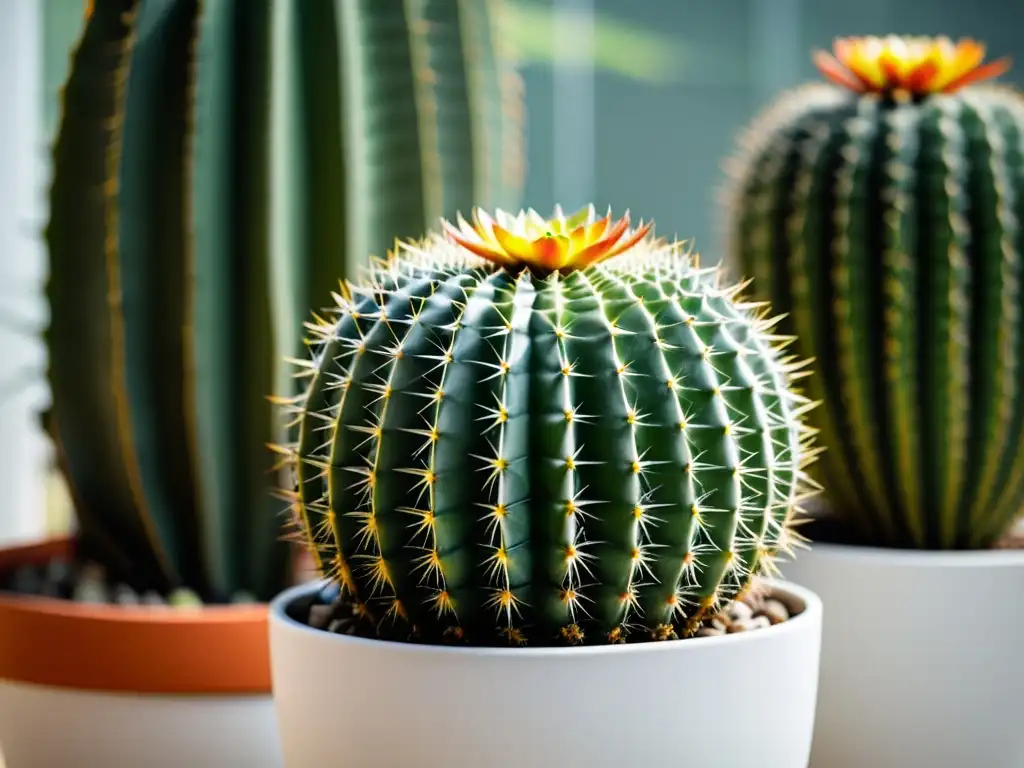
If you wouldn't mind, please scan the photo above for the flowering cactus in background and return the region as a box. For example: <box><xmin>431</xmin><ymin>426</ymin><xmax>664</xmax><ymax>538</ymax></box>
<box><xmin>723</xmin><ymin>35</ymin><xmax>1024</xmax><ymax>549</ymax></box>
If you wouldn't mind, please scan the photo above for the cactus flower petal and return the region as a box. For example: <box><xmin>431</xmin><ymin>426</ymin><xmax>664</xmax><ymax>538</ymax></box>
<box><xmin>443</xmin><ymin>205</ymin><xmax>653</xmax><ymax>273</ymax></box>
<box><xmin>813</xmin><ymin>35</ymin><xmax>1010</xmax><ymax>95</ymax></box>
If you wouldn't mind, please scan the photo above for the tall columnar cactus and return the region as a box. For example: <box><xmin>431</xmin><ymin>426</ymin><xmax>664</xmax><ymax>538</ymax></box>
<box><xmin>723</xmin><ymin>36</ymin><xmax>1024</xmax><ymax>550</ymax></box>
<box><xmin>44</xmin><ymin>0</ymin><xmax>524</xmax><ymax>601</ymax></box>
<box><xmin>277</xmin><ymin>206</ymin><xmax>818</xmax><ymax>646</ymax></box>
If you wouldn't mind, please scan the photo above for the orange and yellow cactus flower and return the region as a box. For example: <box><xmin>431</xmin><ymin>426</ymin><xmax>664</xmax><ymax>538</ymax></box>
<box><xmin>442</xmin><ymin>205</ymin><xmax>654</xmax><ymax>273</ymax></box>
<box><xmin>813</xmin><ymin>35</ymin><xmax>1011</xmax><ymax>96</ymax></box>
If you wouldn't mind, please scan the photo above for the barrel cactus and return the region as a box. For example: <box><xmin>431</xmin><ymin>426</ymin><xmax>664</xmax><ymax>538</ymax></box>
<box><xmin>276</xmin><ymin>205</ymin><xmax>818</xmax><ymax>646</ymax></box>
<box><xmin>723</xmin><ymin>35</ymin><xmax>1024</xmax><ymax>550</ymax></box>
<box><xmin>44</xmin><ymin>0</ymin><xmax>523</xmax><ymax>601</ymax></box>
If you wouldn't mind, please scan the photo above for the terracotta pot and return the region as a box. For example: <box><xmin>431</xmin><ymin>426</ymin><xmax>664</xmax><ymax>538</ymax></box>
<box><xmin>0</xmin><ymin>537</ymin><xmax>282</xmax><ymax>768</ymax></box>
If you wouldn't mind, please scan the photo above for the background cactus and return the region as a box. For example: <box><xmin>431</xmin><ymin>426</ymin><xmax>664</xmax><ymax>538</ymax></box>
<box><xmin>277</xmin><ymin>206</ymin><xmax>818</xmax><ymax>646</ymax></box>
<box><xmin>723</xmin><ymin>35</ymin><xmax>1024</xmax><ymax>550</ymax></box>
<box><xmin>43</xmin><ymin>0</ymin><xmax>523</xmax><ymax>602</ymax></box>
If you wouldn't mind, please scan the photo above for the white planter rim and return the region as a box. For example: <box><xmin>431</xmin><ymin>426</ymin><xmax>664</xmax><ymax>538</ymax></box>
<box><xmin>269</xmin><ymin>577</ymin><xmax>822</xmax><ymax>660</ymax></box>
<box><xmin>803</xmin><ymin>539</ymin><xmax>1024</xmax><ymax>568</ymax></box>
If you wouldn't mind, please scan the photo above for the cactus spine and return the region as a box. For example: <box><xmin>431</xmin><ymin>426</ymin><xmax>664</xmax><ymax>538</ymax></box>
<box><xmin>278</xmin><ymin>206</ymin><xmax>818</xmax><ymax>646</ymax></box>
<box><xmin>724</xmin><ymin>36</ymin><xmax>1024</xmax><ymax>549</ymax></box>
<box><xmin>44</xmin><ymin>0</ymin><xmax>524</xmax><ymax>601</ymax></box>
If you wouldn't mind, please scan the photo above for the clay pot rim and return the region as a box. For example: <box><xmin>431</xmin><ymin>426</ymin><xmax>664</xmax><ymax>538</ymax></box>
<box><xmin>0</xmin><ymin>536</ymin><xmax>272</xmax><ymax>695</ymax></box>
<box><xmin>0</xmin><ymin>589</ymin><xmax>268</xmax><ymax>625</ymax></box>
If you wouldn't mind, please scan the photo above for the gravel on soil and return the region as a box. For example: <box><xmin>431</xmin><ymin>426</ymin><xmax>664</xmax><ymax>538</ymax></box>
<box><xmin>994</xmin><ymin>531</ymin><xmax>1024</xmax><ymax>550</ymax></box>
<box><xmin>297</xmin><ymin>578</ymin><xmax>797</xmax><ymax>646</ymax></box>
<box><xmin>0</xmin><ymin>558</ymin><xmax>255</xmax><ymax>607</ymax></box>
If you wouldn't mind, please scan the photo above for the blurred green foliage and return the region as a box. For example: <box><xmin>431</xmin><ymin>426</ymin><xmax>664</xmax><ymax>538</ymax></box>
<box><xmin>500</xmin><ymin>0</ymin><xmax>685</xmax><ymax>82</ymax></box>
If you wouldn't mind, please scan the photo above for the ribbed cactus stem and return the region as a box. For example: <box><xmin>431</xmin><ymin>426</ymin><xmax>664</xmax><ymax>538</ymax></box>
<box><xmin>724</xmin><ymin>37</ymin><xmax>1024</xmax><ymax>549</ymax></box>
<box><xmin>44</xmin><ymin>0</ymin><xmax>524</xmax><ymax>600</ymax></box>
<box><xmin>280</xmin><ymin>207</ymin><xmax>818</xmax><ymax>645</ymax></box>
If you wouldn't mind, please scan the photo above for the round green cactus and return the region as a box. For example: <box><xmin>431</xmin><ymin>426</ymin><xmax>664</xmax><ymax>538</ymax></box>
<box><xmin>277</xmin><ymin>206</ymin><xmax>817</xmax><ymax>646</ymax></box>
<box><xmin>722</xmin><ymin>35</ymin><xmax>1024</xmax><ymax>549</ymax></box>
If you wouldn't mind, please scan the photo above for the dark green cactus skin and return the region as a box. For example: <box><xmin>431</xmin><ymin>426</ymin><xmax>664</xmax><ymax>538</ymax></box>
<box><xmin>284</xmin><ymin>244</ymin><xmax>814</xmax><ymax>646</ymax></box>
<box><xmin>43</xmin><ymin>0</ymin><xmax>524</xmax><ymax>601</ymax></box>
<box><xmin>725</xmin><ymin>82</ymin><xmax>1024</xmax><ymax>550</ymax></box>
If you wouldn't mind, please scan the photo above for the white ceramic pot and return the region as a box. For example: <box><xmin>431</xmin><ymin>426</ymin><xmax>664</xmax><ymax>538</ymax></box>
<box><xmin>269</xmin><ymin>579</ymin><xmax>823</xmax><ymax>768</ymax></box>
<box><xmin>780</xmin><ymin>542</ymin><xmax>1024</xmax><ymax>768</ymax></box>
<box><xmin>0</xmin><ymin>683</ymin><xmax>277</xmax><ymax>768</ymax></box>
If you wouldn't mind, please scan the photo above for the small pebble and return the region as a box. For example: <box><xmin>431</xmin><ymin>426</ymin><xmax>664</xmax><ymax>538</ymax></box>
<box><xmin>709</xmin><ymin>616</ymin><xmax>728</xmax><ymax>632</ymax></box>
<box><xmin>230</xmin><ymin>590</ymin><xmax>257</xmax><ymax>605</ymax></box>
<box><xmin>727</xmin><ymin>619</ymin><xmax>755</xmax><ymax>633</ymax></box>
<box><xmin>695</xmin><ymin>626</ymin><xmax>725</xmax><ymax>638</ymax></box>
<box><xmin>327</xmin><ymin>618</ymin><xmax>349</xmax><ymax>634</ymax></box>
<box><xmin>78</xmin><ymin>562</ymin><xmax>107</xmax><ymax>585</ymax></box>
<box><xmin>726</xmin><ymin>601</ymin><xmax>753</xmax><ymax>622</ymax></box>
<box><xmin>739</xmin><ymin>587</ymin><xmax>766</xmax><ymax>609</ymax></box>
<box><xmin>168</xmin><ymin>588</ymin><xmax>203</xmax><ymax>608</ymax></box>
<box><xmin>45</xmin><ymin>558</ymin><xmax>71</xmax><ymax>585</ymax></box>
<box><xmin>748</xmin><ymin>615</ymin><xmax>771</xmax><ymax>631</ymax></box>
<box><xmin>142</xmin><ymin>590</ymin><xmax>167</xmax><ymax>606</ymax></box>
<box><xmin>757</xmin><ymin>599</ymin><xmax>790</xmax><ymax>625</ymax></box>
<box><xmin>308</xmin><ymin>603</ymin><xmax>335</xmax><ymax>630</ymax></box>
<box><xmin>114</xmin><ymin>584</ymin><xmax>140</xmax><ymax>605</ymax></box>
<box><xmin>73</xmin><ymin>581</ymin><xmax>109</xmax><ymax>604</ymax></box>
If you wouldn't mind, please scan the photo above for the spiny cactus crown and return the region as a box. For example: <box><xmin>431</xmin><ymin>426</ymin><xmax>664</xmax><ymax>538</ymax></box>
<box><xmin>275</xmin><ymin>206</ymin><xmax>819</xmax><ymax>646</ymax></box>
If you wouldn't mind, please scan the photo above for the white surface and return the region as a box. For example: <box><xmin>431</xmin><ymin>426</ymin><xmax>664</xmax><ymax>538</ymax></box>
<box><xmin>0</xmin><ymin>0</ymin><xmax>50</xmax><ymax>546</ymax></box>
<box><xmin>781</xmin><ymin>542</ymin><xmax>1024</xmax><ymax>768</ymax></box>
<box><xmin>269</xmin><ymin>579</ymin><xmax>823</xmax><ymax>768</ymax></box>
<box><xmin>0</xmin><ymin>680</ymin><xmax>282</xmax><ymax>767</ymax></box>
